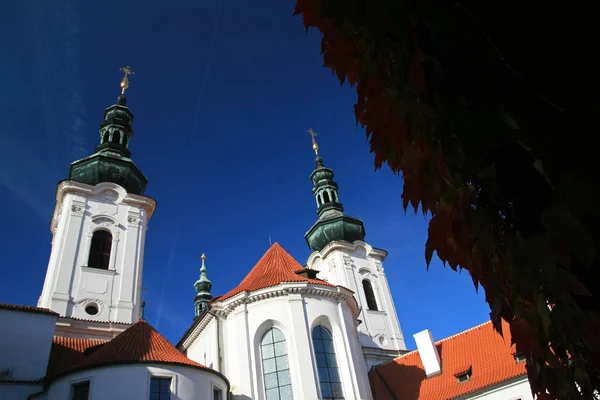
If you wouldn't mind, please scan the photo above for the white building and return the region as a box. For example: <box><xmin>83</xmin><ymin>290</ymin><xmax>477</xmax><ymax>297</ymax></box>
<box><xmin>0</xmin><ymin>75</ymin><xmax>532</xmax><ymax>400</ymax></box>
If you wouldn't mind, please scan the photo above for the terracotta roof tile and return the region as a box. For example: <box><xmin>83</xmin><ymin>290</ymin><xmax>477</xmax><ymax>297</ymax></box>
<box><xmin>47</xmin><ymin>337</ymin><xmax>109</xmax><ymax>376</ymax></box>
<box><xmin>47</xmin><ymin>320</ymin><xmax>208</xmax><ymax>380</ymax></box>
<box><xmin>217</xmin><ymin>243</ymin><xmax>335</xmax><ymax>301</ymax></box>
<box><xmin>370</xmin><ymin>320</ymin><xmax>527</xmax><ymax>400</ymax></box>
<box><xmin>0</xmin><ymin>303</ymin><xmax>58</xmax><ymax>316</ymax></box>
<box><xmin>58</xmin><ymin>316</ymin><xmax>130</xmax><ymax>324</ymax></box>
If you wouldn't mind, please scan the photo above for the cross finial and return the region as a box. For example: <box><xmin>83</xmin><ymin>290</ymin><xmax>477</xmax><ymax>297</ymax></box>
<box><xmin>201</xmin><ymin>253</ymin><xmax>206</xmax><ymax>268</ymax></box>
<box><xmin>119</xmin><ymin>66</ymin><xmax>134</xmax><ymax>95</ymax></box>
<box><xmin>307</xmin><ymin>128</ymin><xmax>319</xmax><ymax>155</ymax></box>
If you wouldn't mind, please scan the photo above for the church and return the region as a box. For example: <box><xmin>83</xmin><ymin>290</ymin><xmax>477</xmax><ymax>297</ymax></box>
<box><xmin>0</xmin><ymin>71</ymin><xmax>533</xmax><ymax>400</ymax></box>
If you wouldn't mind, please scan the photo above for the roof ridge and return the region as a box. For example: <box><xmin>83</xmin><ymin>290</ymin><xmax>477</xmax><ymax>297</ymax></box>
<box><xmin>217</xmin><ymin>243</ymin><xmax>335</xmax><ymax>302</ymax></box>
<box><xmin>370</xmin><ymin>319</ymin><xmax>523</xmax><ymax>400</ymax></box>
<box><xmin>375</xmin><ymin>320</ymin><xmax>494</xmax><ymax>368</ymax></box>
<box><xmin>59</xmin><ymin>315</ymin><xmax>131</xmax><ymax>325</ymax></box>
<box><xmin>434</xmin><ymin>319</ymin><xmax>493</xmax><ymax>344</ymax></box>
<box><xmin>49</xmin><ymin>319</ymin><xmax>208</xmax><ymax>380</ymax></box>
<box><xmin>0</xmin><ymin>303</ymin><xmax>58</xmax><ymax>316</ymax></box>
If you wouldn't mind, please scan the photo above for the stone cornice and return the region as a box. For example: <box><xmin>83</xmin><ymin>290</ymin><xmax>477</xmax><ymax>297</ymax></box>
<box><xmin>51</xmin><ymin>181</ymin><xmax>157</xmax><ymax>233</ymax></box>
<box><xmin>307</xmin><ymin>240</ymin><xmax>388</xmax><ymax>267</ymax></box>
<box><xmin>178</xmin><ymin>312</ymin><xmax>215</xmax><ymax>351</ymax></box>
<box><xmin>179</xmin><ymin>282</ymin><xmax>359</xmax><ymax>351</ymax></box>
<box><xmin>216</xmin><ymin>282</ymin><xmax>359</xmax><ymax>319</ymax></box>
<box><xmin>54</xmin><ymin>316</ymin><xmax>130</xmax><ymax>341</ymax></box>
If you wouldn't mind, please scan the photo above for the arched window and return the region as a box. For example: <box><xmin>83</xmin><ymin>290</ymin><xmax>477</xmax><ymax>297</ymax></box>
<box><xmin>260</xmin><ymin>328</ymin><xmax>293</xmax><ymax>400</ymax></box>
<box><xmin>102</xmin><ymin>131</ymin><xmax>109</xmax><ymax>143</ymax></box>
<box><xmin>111</xmin><ymin>131</ymin><xmax>120</xmax><ymax>143</ymax></box>
<box><xmin>323</xmin><ymin>191</ymin><xmax>330</xmax><ymax>203</ymax></box>
<box><xmin>88</xmin><ymin>230</ymin><xmax>112</xmax><ymax>270</ymax></box>
<box><xmin>362</xmin><ymin>280</ymin><xmax>378</xmax><ymax>311</ymax></box>
<box><xmin>312</xmin><ymin>326</ymin><xmax>344</xmax><ymax>399</ymax></box>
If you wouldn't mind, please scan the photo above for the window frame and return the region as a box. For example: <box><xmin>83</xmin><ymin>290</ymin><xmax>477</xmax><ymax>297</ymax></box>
<box><xmin>311</xmin><ymin>325</ymin><xmax>345</xmax><ymax>400</ymax></box>
<box><xmin>259</xmin><ymin>327</ymin><xmax>294</xmax><ymax>400</ymax></box>
<box><xmin>362</xmin><ymin>279</ymin><xmax>379</xmax><ymax>311</ymax></box>
<box><xmin>70</xmin><ymin>379</ymin><xmax>91</xmax><ymax>400</ymax></box>
<box><xmin>148</xmin><ymin>374</ymin><xmax>174</xmax><ymax>400</ymax></box>
<box><xmin>211</xmin><ymin>382</ymin><xmax>224</xmax><ymax>400</ymax></box>
<box><xmin>87</xmin><ymin>229</ymin><xmax>113</xmax><ymax>270</ymax></box>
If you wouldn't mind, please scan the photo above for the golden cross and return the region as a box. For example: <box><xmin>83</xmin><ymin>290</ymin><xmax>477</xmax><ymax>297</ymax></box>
<box><xmin>201</xmin><ymin>253</ymin><xmax>206</xmax><ymax>268</ymax></box>
<box><xmin>119</xmin><ymin>66</ymin><xmax>134</xmax><ymax>95</ymax></box>
<box><xmin>307</xmin><ymin>128</ymin><xmax>319</xmax><ymax>155</ymax></box>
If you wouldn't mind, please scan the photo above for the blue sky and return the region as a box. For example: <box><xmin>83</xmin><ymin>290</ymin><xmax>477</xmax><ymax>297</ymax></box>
<box><xmin>0</xmin><ymin>0</ymin><xmax>489</xmax><ymax>348</ymax></box>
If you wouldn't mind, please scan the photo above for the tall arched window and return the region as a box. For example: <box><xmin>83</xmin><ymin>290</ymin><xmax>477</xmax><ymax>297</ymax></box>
<box><xmin>312</xmin><ymin>326</ymin><xmax>344</xmax><ymax>400</ymax></box>
<box><xmin>362</xmin><ymin>280</ymin><xmax>378</xmax><ymax>311</ymax></box>
<box><xmin>323</xmin><ymin>191</ymin><xmax>330</xmax><ymax>203</ymax></box>
<box><xmin>88</xmin><ymin>230</ymin><xmax>112</xmax><ymax>270</ymax></box>
<box><xmin>260</xmin><ymin>328</ymin><xmax>293</xmax><ymax>400</ymax></box>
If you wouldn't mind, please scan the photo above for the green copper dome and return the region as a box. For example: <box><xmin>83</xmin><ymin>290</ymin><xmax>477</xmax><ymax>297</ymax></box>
<box><xmin>304</xmin><ymin>154</ymin><xmax>366</xmax><ymax>252</ymax></box>
<box><xmin>194</xmin><ymin>254</ymin><xmax>212</xmax><ymax>317</ymax></box>
<box><xmin>68</xmin><ymin>95</ymin><xmax>148</xmax><ymax>195</ymax></box>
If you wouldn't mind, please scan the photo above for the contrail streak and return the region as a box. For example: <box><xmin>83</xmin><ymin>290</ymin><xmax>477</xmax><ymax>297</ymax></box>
<box><xmin>190</xmin><ymin>0</ymin><xmax>225</xmax><ymax>143</ymax></box>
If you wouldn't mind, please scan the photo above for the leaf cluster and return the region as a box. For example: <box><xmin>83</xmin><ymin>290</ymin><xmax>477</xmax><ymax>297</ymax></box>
<box><xmin>294</xmin><ymin>0</ymin><xmax>600</xmax><ymax>397</ymax></box>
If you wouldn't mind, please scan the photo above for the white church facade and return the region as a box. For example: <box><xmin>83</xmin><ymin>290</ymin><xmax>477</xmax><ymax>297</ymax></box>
<box><xmin>0</xmin><ymin>73</ymin><xmax>533</xmax><ymax>400</ymax></box>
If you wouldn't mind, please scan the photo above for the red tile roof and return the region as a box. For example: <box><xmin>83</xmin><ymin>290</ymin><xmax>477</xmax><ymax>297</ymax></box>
<box><xmin>217</xmin><ymin>243</ymin><xmax>335</xmax><ymax>301</ymax></box>
<box><xmin>47</xmin><ymin>337</ymin><xmax>109</xmax><ymax>376</ymax></box>
<box><xmin>0</xmin><ymin>303</ymin><xmax>58</xmax><ymax>316</ymax></box>
<box><xmin>370</xmin><ymin>320</ymin><xmax>527</xmax><ymax>400</ymax></box>
<box><xmin>47</xmin><ymin>320</ymin><xmax>209</xmax><ymax>380</ymax></box>
<box><xmin>58</xmin><ymin>315</ymin><xmax>130</xmax><ymax>324</ymax></box>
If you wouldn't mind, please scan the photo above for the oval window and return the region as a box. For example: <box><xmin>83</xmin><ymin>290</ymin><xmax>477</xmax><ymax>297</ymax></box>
<box><xmin>85</xmin><ymin>304</ymin><xmax>99</xmax><ymax>315</ymax></box>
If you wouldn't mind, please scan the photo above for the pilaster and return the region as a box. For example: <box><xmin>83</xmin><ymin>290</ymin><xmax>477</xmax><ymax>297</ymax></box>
<box><xmin>287</xmin><ymin>294</ymin><xmax>320</xmax><ymax>399</ymax></box>
<box><xmin>306</xmin><ymin>240</ymin><xmax>407</xmax><ymax>368</ymax></box>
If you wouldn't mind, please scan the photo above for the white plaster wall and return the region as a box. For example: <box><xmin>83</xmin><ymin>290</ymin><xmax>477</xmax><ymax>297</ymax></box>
<box><xmin>38</xmin><ymin>182</ymin><xmax>155</xmax><ymax>325</ymax></box>
<box><xmin>0</xmin><ymin>310</ymin><xmax>57</xmax><ymax>380</ymax></box>
<box><xmin>458</xmin><ymin>377</ymin><xmax>533</xmax><ymax>400</ymax></box>
<box><xmin>0</xmin><ymin>384</ymin><xmax>44</xmax><ymax>400</ymax></box>
<box><xmin>307</xmin><ymin>241</ymin><xmax>407</xmax><ymax>360</ymax></box>
<box><xmin>221</xmin><ymin>303</ymin><xmax>254</xmax><ymax>399</ymax></box>
<box><xmin>46</xmin><ymin>364</ymin><xmax>228</xmax><ymax>400</ymax></box>
<box><xmin>186</xmin><ymin>317</ymin><xmax>220</xmax><ymax>372</ymax></box>
<box><xmin>205</xmin><ymin>287</ymin><xmax>372</xmax><ymax>400</ymax></box>
<box><xmin>53</xmin><ymin>317</ymin><xmax>129</xmax><ymax>341</ymax></box>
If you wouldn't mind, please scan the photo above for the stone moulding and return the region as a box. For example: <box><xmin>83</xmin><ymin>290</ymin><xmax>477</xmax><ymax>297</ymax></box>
<box><xmin>306</xmin><ymin>240</ymin><xmax>388</xmax><ymax>270</ymax></box>
<box><xmin>50</xmin><ymin>181</ymin><xmax>157</xmax><ymax>233</ymax></box>
<box><xmin>180</xmin><ymin>282</ymin><xmax>359</xmax><ymax>351</ymax></box>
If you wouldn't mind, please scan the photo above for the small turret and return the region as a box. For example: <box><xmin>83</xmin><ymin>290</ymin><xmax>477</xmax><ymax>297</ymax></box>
<box><xmin>194</xmin><ymin>253</ymin><xmax>212</xmax><ymax>317</ymax></box>
<box><xmin>304</xmin><ymin>129</ymin><xmax>365</xmax><ymax>252</ymax></box>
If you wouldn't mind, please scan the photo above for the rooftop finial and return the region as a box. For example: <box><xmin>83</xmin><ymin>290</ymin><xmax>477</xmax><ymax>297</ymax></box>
<box><xmin>194</xmin><ymin>252</ymin><xmax>212</xmax><ymax>317</ymax></box>
<box><xmin>307</xmin><ymin>128</ymin><xmax>319</xmax><ymax>156</ymax></box>
<box><xmin>119</xmin><ymin>66</ymin><xmax>134</xmax><ymax>95</ymax></box>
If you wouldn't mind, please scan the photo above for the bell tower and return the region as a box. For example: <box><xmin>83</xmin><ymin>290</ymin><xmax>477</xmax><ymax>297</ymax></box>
<box><xmin>38</xmin><ymin>68</ymin><xmax>156</xmax><ymax>333</ymax></box>
<box><xmin>303</xmin><ymin>129</ymin><xmax>407</xmax><ymax>369</ymax></box>
<box><xmin>193</xmin><ymin>253</ymin><xmax>212</xmax><ymax>317</ymax></box>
